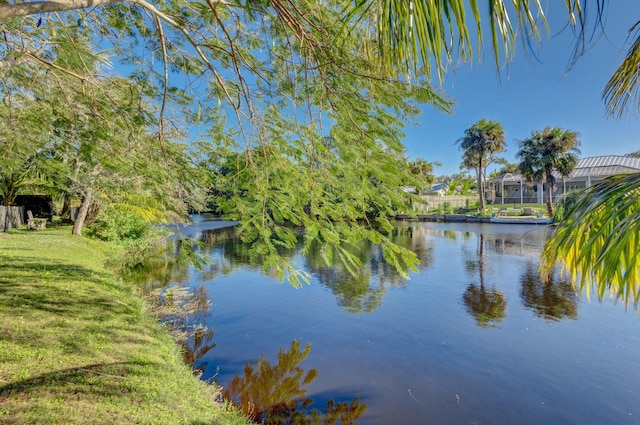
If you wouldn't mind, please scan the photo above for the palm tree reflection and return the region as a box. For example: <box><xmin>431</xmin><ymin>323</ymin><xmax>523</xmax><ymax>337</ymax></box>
<box><xmin>520</xmin><ymin>264</ymin><xmax>578</xmax><ymax>321</ymax></box>
<box><xmin>224</xmin><ymin>340</ymin><xmax>366</xmax><ymax>424</ymax></box>
<box><xmin>462</xmin><ymin>234</ymin><xmax>507</xmax><ymax>328</ymax></box>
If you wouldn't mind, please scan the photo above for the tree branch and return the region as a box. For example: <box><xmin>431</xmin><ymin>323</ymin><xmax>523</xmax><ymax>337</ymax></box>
<box><xmin>0</xmin><ymin>0</ymin><xmax>125</xmax><ymax>19</ymax></box>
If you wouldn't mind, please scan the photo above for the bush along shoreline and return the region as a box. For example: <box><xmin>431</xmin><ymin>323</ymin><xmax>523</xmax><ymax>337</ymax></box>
<box><xmin>0</xmin><ymin>225</ymin><xmax>252</xmax><ymax>425</ymax></box>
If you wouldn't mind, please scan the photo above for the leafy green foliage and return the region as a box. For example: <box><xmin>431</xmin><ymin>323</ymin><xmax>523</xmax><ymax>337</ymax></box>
<box><xmin>0</xmin><ymin>0</ymin><xmax>457</xmax><ymax>280</ymax></box>
<box><xmin>86</xmin><ymin>210</ymin><xmax>150</xmax><ymax>242</ymax></box>
<box><xmin>0</xmin><ymin>29</ymin><xmax>201</xmax><ymax>235</ymax></box>
<box><xmin>436</xmin><ymin>201</ymin><xmax>454</xmax><ymax>214</ymax></box>
<box><xmin>0</xmin><ymin>65</ymin><xmax>57</xmax><ymax>205</ymax></box>
<box><xmin>183</xmin><ymin>1</ymin><xmax>456</xmax><ymax>283</ymax></box>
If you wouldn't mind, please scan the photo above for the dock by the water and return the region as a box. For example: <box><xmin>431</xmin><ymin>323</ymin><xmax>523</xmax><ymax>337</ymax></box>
<box><xmin>396</xmin><ymin>214</ymin><xmax>553</xmax><ymax>225</ymax></box>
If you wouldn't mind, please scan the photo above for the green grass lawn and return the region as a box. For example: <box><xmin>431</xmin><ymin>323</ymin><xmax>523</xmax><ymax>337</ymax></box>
<box><xmin>0</xmin><ymin>226</ymin><xmax>252</xmax><ymax>425</ymax></box>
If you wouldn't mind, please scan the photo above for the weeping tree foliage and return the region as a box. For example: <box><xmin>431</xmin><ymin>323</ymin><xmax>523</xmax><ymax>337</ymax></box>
<box><xmin>0</xmin><ymin>64</ymin><xmax>56</xmax><ymax>206</ymax></box>
<box><xmin>541</xmin><ymin>173</ymin><xmax>640</xmax><ymax>307</ymax></box>
<box><xmin>0</xmin><ymin>0</ymin><xmax>456</xmax><ymax>280</ymax></box>
<box><xmin>0</xmin><ymin>28</ymin><xmax>202</xmax><ymax>235</ymax></box>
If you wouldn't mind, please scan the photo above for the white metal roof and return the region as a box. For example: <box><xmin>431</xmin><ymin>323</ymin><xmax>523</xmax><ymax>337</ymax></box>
<box><xmin>488</xmin><ymin>155</ymin><xmax>640</xmax><ymax>183</ymax></box>
<box><xmin>577</xmin><ymin>155</ymin><xmax>640</xmax><ymax>169</ymax></box>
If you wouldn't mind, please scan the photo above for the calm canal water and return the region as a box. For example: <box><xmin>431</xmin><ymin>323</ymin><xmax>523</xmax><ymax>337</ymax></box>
<box><xmin>163</xmin><ymin>215</ymin><xmax>640</xmax><ymax>425</ymax></box>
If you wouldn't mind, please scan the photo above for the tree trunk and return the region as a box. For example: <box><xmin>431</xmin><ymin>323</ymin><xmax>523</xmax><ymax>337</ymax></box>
<box><xmin>3</xmin><ymin>176</ymin><xmax>17</xmax><ymax>206</ymax></box>
<box><xmin>72</xmin><ymin>189</ymin><xmax>93</xmax><ymax>236</ymax></box>
<box><xmin>477</xmin><ymin>159</ymin><xmax>485</xmax><ymax>210</ymax></box>
<box><xmin>545</xmin><ymin>174</ymin><xmax>554</xmax><ymax>218</ymax></box>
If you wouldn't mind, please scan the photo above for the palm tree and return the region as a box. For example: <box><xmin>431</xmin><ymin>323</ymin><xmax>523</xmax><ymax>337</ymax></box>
<box><xmin>492</xmin><ymin>158</ymin><xmax>521</xmax><ymax>177</ymax></box>
<box><xmin>516</xmin><ymin>127</ymin><xmax>581</xmax><ymax>218</ymax></box>
<box><xmin>457</xmin><ymin>119</ymin><xmax>505</xmax><ymax>210</ymax></box>
<box><xmin>409</xmin><ymin>158</ymin><xmax>440</xmax><ymax>192</ymax></box>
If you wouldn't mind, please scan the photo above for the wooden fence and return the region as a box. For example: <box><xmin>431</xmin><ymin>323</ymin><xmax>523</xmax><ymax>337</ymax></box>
<box><xmin>0</xmin><ymin>206</ymin><xmax>25</xmax><ymax>232</ymax></box>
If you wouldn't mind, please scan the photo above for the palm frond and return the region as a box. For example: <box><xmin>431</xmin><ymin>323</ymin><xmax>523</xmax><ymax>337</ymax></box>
<box><xmin>541</xmin><ymin>172</ymin><xmax>640</xmax><ymax>307</ymax></box>
<box><xmin>602</xmin><ymin>21</ymin><xmax>640</xmax><ymax>119</ymax></box>
<box><xmin>344</xmin><ymin>0</ymin><xmax>548</xmax><ymax>82</ymax></box>
<box><xmin>111</xmin><ymin>193</ymin><xmax>173</xmax><ymax>224</ymax></box>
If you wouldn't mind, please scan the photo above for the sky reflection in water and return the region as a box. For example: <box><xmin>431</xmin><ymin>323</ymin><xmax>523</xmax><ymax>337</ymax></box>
<box><xmin>152</xmin><ymin>216</ymin><xmax>640</xmax><ymax>425</ymax></box>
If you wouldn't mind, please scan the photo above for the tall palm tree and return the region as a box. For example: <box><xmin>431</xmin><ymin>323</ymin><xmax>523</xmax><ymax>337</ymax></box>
<box><xmin>457</xmin><ymin>119</ymin><xmax>505</xmax><ymax>210</ymax></box>
<box><xmin>516</xmin><ymin>127</ymin><xmax>580</xmax><ymax>218</ymax></box>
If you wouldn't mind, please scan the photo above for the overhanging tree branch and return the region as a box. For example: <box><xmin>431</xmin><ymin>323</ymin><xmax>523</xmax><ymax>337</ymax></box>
<box><xmin>0</xmin><ymin>0</ymin><xmax>229</xmax><ymax>19</ymax></box>
<box><xmin>0</xmin><ymin>0</ymin><xmax>125</xmax><ymax>19</ymax></box>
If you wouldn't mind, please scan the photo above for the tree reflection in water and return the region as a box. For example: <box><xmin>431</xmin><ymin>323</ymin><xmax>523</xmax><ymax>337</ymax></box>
<box><xmin>304</xmin><ymin>224</ymin><xmax>434</xmax><ymax>313</ymax></box>
<box><xmin>224</xmin><ymin>340</ymin><xmax>366</xmax><ymax>425</ymax></box>
<box><xmin>462</xmin><ymin>234</ymin><xmax>507</xmax><ymax>328</ymax></box>
<box><xmin>145</xmin><ymin>284</ymin><xmax>217</xmax><ymax>373</ymax></box>
<box><xmin>117</xmin><ymin>238</ymin><xmax>193</xmax><ymax>290</ymax></box>
<box><xmin>520</xmin><ymin>263</ymin><xmax>578</xmax><ymax>321</ymax></box>
<box><xmin>195</xmin><ymin>223</ymin><xmax>434</xmax><ymax>314</ymax></box>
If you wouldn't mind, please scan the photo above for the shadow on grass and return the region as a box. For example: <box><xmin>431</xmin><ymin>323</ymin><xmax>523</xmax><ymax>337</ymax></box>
<box><xmin>0</xmin><ymin>256</ymin><xmax>152</xmax><ymax>357</ymax></box>
<box><xmin>0</xmin><ymin>362</ymin><xmax>173</xmax><ymax>425</ymax></box>
<box><xmin>0</xmin><ymin>256</ymin><xmax>115</xmax><ymax>287</ymax></box>
<box><xmin>0</xmin><ymin>362</ymin><xmax>159</xmax><ymax>399</ymax></box>
<box><xmin>0</xmin><ymin>258</ymin><xmax>137</xmax><ymax>319</ymax></box>
<box><xmin>0</xmin><ymin>362</ymin><xmax>160</xmax><ymax>414</ymax></box>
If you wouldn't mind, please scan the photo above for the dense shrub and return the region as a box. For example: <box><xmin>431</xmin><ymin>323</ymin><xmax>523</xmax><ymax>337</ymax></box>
<box><xmin>87</xmin><ymin>210</ymin><xmax>150</xmax><ymax>242</ymax></box>
<box><xmin>436</xmin><ymin>201</ymin><xmax>454</xmax><ymax>214</ymax></box>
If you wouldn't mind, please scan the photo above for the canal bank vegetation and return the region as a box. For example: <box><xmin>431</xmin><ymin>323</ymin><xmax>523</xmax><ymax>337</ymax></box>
<box><xmin>0</xmin><ymin>226</ymin><xmax>252</xmax><ymax>425</ymax></box>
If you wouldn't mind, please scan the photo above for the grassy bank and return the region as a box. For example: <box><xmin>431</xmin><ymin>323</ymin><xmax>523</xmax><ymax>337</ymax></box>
<box><xmin>0</xmin><ymin>226</ymin><xmax>252</xmax><ymax>425</ymax></box>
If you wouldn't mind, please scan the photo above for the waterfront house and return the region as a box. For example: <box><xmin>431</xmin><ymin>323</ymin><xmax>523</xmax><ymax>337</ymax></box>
<box><xmin>485</xmin><ymin>155</ymin><xmax>640</xmax><ymax>205</ymax></box>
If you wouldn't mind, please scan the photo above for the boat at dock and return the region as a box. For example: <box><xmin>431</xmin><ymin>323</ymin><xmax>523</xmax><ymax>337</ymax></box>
<box><xmin>489</xmin><ymin>216</ymin><xmax>553</xmax><ymax>225</ymax></box>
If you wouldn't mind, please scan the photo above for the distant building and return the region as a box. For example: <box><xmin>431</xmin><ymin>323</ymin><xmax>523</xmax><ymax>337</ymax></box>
<box><xmin>423</xmin><ymin>183</ymin><xmax>448</xmax><ymax>196</ymax></box>
<box><xmin>485</xmin><ymin>155</ymin><xmax>640</xmax><ymax>204</ymax></box>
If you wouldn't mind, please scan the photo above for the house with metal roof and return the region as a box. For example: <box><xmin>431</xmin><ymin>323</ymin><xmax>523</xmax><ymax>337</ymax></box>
<box><xmin>485</xmin><ymin>155</ymin><xmax>640</xmax><ymax>205</ymax></box>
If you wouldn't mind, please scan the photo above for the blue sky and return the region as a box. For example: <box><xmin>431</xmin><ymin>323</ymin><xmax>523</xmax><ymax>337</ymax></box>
<box><xmin>403</xmin><ymin>1</ymin><xmax>640</xmax><ymax>176</ymax></box>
